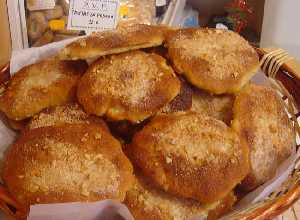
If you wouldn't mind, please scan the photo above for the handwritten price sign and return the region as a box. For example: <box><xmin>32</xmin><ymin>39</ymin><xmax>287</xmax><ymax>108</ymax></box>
<box><xmin>67</xmin><ymin>0</ymin><xmax>119</xmax><ymax>32</ymax></box>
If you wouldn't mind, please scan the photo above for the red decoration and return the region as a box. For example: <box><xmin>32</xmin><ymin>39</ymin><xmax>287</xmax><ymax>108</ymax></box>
<box><xmin>225</xmin><ymin>0</ymin><xmax>253</xmax><ymax>33</ymax></box>
<box><xmin>225</xmin><ymin>0</ymin><xmax>253</xmax><ymax>14</ymax></box>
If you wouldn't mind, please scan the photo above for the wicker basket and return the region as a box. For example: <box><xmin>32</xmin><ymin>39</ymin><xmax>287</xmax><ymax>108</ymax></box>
<box><xmin>0</xmin><ymin>48</ymin><xmax>299</xmax><ymax>220</ymax></box>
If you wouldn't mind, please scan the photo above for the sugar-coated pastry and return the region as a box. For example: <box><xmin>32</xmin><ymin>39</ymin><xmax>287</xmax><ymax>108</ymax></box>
<box><xmin>27</xmin><ymin>103</ymin><xmax>105</xmax><ymax>130</ymax></box>
<box><xmin>77</xmin><ymin>50</ymin><xmax>180</xmax><ymax>123</ymax></box>
<box><xmin>125</xmin><ymin>173</ymin><xmax>236</xmax><ymax>220</ymax></box>
<box><xmin>232</xmin><ymin>84</ymin><xmax>296</xmax><ymax>190</ymax></box>
<box><xmin>166</xmin><ymin>28</ymin><xmax>259</xmax><ymax>94</ymax></box>
<box><xmin>59</xmin><ymin>24</ymin><xmax>171</xmax><ymax>60</ymax></box>
<box><xmin>0</xmin><ymin>58</ymin><xmax>87</xmax><ymax>120</ymax></box>
<box><xmin>3</xmin><ymin>123</ymin><xmax>134</xmax><ymax>211</ymax></box>
<box><xmin>129</xmin><ymin>112</ymin><xmax>249</xmax><ymax>203</ymax></box>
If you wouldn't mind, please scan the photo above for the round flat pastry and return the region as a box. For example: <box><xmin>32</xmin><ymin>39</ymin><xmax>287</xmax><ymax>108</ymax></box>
<box><xmin>59</xmin><ymin>24</ymin><xmax>171</xmax><ymax>60</ymax></box>
<box><xmin>77</xmin><ymin>50</ymin><xmax>181</xmax><ymax>123</ymax></box>
<box><xmin>232</xmin><ymin>84</ymin><xmax>296</xmax><ymax>191</ymax></box>
<box><xmin>166</xmin><ymin>28</ymin><xmax>259</xmax><ymax>94</ymax></box>
<box><xmin>27</xmin><ymin>103</ymin><xmax>105</xmax><ymax>130</ymax></box>
<box><xmin>125</xmin><ymin>174</ymin><xmax>236</xmax><ymax>220</ymax></box>
<box><xmin>191</xmin><ymin>88</ymin><xmax>234</xmax><ymax>125</ymax></box>
<box><xmin>129</xmin><ymin>112</ymin><xmax>249</xmax><ymax>203</ymax></box>
<box><xmin>2</xmin><ymin>123</ymin><xmax>134</xmax><ymax>211</ymax></box>
<box><xmin>0</xmin><ymin>58</ymin><xmax>87</xmax><ymax>120</ymax></box>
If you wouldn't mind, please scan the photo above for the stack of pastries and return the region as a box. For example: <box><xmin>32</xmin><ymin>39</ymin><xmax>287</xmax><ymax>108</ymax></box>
<box><xmin>0</xmin><ymin>24</ymin><xmax>296</xmax><ymax>219</ymax></box>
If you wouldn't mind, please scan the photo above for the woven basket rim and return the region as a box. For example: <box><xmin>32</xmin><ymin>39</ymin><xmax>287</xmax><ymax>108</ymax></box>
<box><xmin>0</xmin><ymin>48</ymin><xmax>299</xmax><ymax>219</ymax></box>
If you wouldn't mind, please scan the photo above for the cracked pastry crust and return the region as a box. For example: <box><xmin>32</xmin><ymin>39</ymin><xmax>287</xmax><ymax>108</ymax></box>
<box><xmin>27</xmin><ymin>103</ymin><xmax>106</xmax><ymax>130</ymax></box>
<box><xmin>77</xmin><ymin>50</ymin><xmax>180</xmax><ymax>123</ymax></box>
<box><xmin>128</xmin><ymin>112</ymin><xmax>249</xmax><ymax>203</ymax></box>
<box><xmin>232</xmin><ymin>84</ymin><xmax>296</xmax><ymax>191</ymax></box>
<box><xmin>125</xmin><ymin>174</ymin><xmax>236</xmax><ymax>220</ymax></box>
<box><xmin>2</xmin><ymin>123</ymin><xmax>134</xmax><ymax>211</ymax></box>
<box><xmin>0</xmin><ymin>58</ymin><xmax>87</xmax><ymax>120</ymax></box>
<box><xmin>59</xmin><ymin>24</ymin><xmax>171</xmax><ymax>60</ymax></box>
<box><xmin>166</xmin><ymin>28</ymin><xmax>259</xmax><ymax>94</ymax></box>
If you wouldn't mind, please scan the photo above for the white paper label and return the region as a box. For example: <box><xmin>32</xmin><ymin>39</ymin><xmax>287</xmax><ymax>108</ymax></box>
<box><xmin>156</xmin><ymin>0</ymin><xmax>167</xmax><ymax>7</ymax></box>
<box><xmin>67</xmin><ymin>0</ymin><xmax>119</xmax><ymax>32</ymax></box>
<box><xmin>27</xmin><ymin>0</ymin><xmax>56</xmax><ymax>11</ymax></box>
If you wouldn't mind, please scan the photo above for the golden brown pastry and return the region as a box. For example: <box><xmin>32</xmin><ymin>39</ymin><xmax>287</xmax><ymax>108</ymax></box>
<box><xmin>27</xmin><ymin>103</ymin><xmax>105</xmax><ymax>130</ymax></box>
<box><xmin>124</xmin><ymin>174</ymin><xmax>219</xmax><ymax>220</ymax></box>
<box><xmin>0</xmin><ymin>58</ymin><xmax>87</xmax><ymax>120</ymax></box>
<box><xmin>3</xmin><ymin>123</ymin><xmax>134</xmax><ymax>211</ymax></box>
<box><xmin>166</xmin><ymin>28</ymin><xmax>259</xmax><ymax>94</ymax></box>
<box><xmin>191</xmin><ymin>88</ymin><xmax>234</xmax><ymax>125</ymax></box>
<box><xmin>77</xmin><ymin>50</ymin><xmax>180</xmax><ymax>123</ymax></box>
<box><xmin>125</xmin><ymin>173</ymin><xmax>236</xmax><ymax>220</ymax></box>
<box><xmin>59</xmin><ymin>24</ymin><xmax>170</xmax><ymax>60</ymax></box>
<box><xmin>207</xmin><ymin>191</ymin><xmax>236</xmax><ymax>220</ymax></box>
<box><xmin>129</xmin><ymin>112</ymin><xmax>249</xmax><ymax>203</ymax></box>
<box><xmin>232</xmin><ymin>84</ymin><xmax>296</xmax><ymax>191</ymax></box>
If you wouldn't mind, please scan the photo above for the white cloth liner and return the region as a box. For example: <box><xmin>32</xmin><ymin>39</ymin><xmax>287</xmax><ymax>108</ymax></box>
<box><xmin>1</xmin><ymin>40</ymin><xmax>298</xmax><ymax>219</ymax></box>
<box><xmin>28</xmin><ymin>200</ymin><xmax>134</xmax><ymax>220</ymax></box>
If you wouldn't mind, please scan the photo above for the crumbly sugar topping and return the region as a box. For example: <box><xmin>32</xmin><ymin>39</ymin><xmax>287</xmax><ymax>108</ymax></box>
<box><xmin>131</xmin><ymin>177</ymin><xmax>213</xmax><ymax>220</ymax></box>
<box><xmin>236</xmin><ymin>85</ymin><xmax>295</xmax><ymax>183</ymax></box>
<box><xmin>91</xmin><ymin>52</ymin><xmax>166</xmax><ymax>106</ymax></box>
<box><xmin>10</xmin><ymin>60</ymin><xmax>76</xmax><ymax>118</ymax></box>
<box><xmin>153</xmin><ymin>113</ymin><xmax>240</xmax><ymax>165</ymax></box>
<box><xmin>16</xmin><ymin>70</ymin><xmax>61</xmax><ymax>107</ymax></box>
<box><xmin>170</xmin><ymin>29</ymin><xmax>257</xmax><ymax>80</ymax></box>
<box><xmin>29</xmin><ymin>104</ymin><xmax>89</xmax><ymax>129</ymax></box>
<box><xmin>23</xmin><ymin>138</ymin><xmax>120</xmax><ymax>197</ymax></box>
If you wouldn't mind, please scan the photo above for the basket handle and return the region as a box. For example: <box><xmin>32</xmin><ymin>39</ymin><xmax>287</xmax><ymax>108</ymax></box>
<box><xmin>256</xmin><ymin>48</ymin><xmax>300</xmax><ymax>109</ymax></box>
<box><xmin>0</xmin><ymin>184</ymin><xmax>25</xmax><ymax>219</ymax></box>
<box><xmin>0</xmin><ymin>63</ymin><xmax>10</xmax><ymax>86</ymax></box>
<box><xmin>260</xmin><ymin>47</ymin><xmax>300</xmax><ymax>81</ymax></box>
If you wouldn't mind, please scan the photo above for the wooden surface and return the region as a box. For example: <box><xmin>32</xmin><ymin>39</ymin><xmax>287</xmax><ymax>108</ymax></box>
<box><xmin>0</xmin><ymin>0</ymin><xmax>11</xmax><ymax>68</ymax></box>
